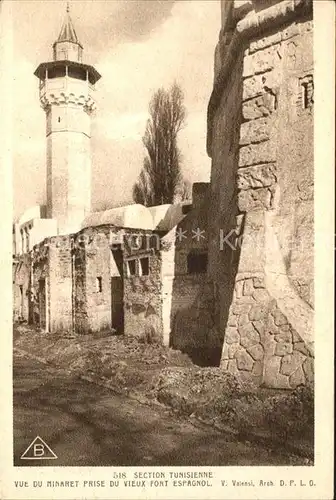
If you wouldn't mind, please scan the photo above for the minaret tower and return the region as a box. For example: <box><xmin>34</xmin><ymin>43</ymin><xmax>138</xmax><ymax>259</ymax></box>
<box><xmin>34</xmin><ymin>3</ymin><xmax>101</xmax><ymax>234</ymax></box>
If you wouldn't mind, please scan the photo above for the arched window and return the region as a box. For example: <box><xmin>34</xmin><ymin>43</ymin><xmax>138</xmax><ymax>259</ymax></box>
<box><xmin>126</xmin><ymin>259</ymin><xmax>137</xmax><ymax>277</ymax></box>
<box><xmin>139</xmin><ymin>257</ymin><xmax>149</xmax><ymax>276</ymax></box>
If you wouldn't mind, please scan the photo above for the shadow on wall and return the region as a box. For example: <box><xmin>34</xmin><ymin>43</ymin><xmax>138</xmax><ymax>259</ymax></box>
<box><xmin>167</xmin><ymin>210</ymin><xmax>243</xmax><ymax>368</ymax></box>
<box><xmin>190</xmin><ymin>21</ymin><xmax>245</xmax><ymax>366</ymax></box>
<box><xmin>170</xmin><ymin>281</ymin><xmax>219</xmax><ymax>367</ymax></box>
<box><xmin>165</xmin><ymin>108</ymin><xmax>245</xmax><ymax>366</ymax></box>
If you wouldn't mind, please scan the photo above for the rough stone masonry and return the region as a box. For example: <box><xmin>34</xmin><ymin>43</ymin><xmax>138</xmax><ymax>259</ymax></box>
<box><xmin>206</xmin><ymin>0</ymin><xmax>314</xmax><ymax>388</ymax></box>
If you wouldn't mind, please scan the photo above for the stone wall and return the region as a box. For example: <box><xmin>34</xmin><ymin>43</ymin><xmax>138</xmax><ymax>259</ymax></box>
<box><xmin>238</xmin><ymin>13</ymin><xmax>314</xmax><ymax>306</ymax></box>
<box><xmin>207</xmin><ymin>0</ymin><xmax>314</xmax><ymax>387</ymax></box>
<box><xmin>48</xmin><ymin>235</ymin><xmax>73</xmax><ymax>332</ymax></box>
<box><xmin>221</xmin><ymin>211</ymin><xmax>314</xmax><ymax>388</ymax></box>
<box><xmin>80</xmin><ymin>227</ymin><xmax>111</xmax><ymax>333</ymax></box>
<box><xmin>72</xmin><ymin>225</ymin><xmax>126</xmax><ymax>334</ymax></box>
<box><xmin>73</xmin><ymin>231</ymin><xmax>88</xmax><ymax>333</ymax></box>
<box><xmin>13</xmin><ymin>241</ymin><xmax>51</xmax><ymax>329</ymax></box>
<box><xmin>123</xmin><ymin>230</ymin><xmax>163</xmax><ymax>343</ymax></box>
<box><xmin>222</xmin><ymin>270</ymin><xmax>314</xmax><ymax>388</ymax></box>
<box><xmin>14</xmin><ymin>236</ymin><xmax>73</xmax><ymax>334</ymax></box>
<box><xmin>12</xmin><ymin>255</ymin><xmax>31</xmax><ymax>322</ymax></box>
<box><xmin>31</xmin><ymin>241</ymin><xmax>49</xmax><ymax>330</ymax></box>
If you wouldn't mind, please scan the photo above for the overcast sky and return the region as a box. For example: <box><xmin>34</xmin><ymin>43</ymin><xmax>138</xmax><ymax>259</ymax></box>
<box><xmin>12</xmin><ymin>0</ymin><xmax>220</xmax><ymax>218</ymax></box>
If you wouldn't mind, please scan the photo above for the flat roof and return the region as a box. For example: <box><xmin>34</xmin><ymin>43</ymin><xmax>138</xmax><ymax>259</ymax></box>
<box><xmin>34</xmin><ymin>60</ymin><xmax>101</xmax><ymax>84</ymax></box>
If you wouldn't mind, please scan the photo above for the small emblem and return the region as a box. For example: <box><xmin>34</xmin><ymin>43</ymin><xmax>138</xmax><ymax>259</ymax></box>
<box><xmin>20</xmin><ymin>436</ymin><xmax>57</xmax><ymax>460</ymax></box>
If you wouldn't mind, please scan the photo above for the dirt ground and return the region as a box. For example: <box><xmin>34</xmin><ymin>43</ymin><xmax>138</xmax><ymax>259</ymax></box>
<box><xmin>13</xmin><ymin>323</ymin><xmax>314</xmax><ymax>464</ymax></box>
<box><xmin>14</xmin><ymin>352</ymin><xmax>310</xmax><ymax>466</ymax></box>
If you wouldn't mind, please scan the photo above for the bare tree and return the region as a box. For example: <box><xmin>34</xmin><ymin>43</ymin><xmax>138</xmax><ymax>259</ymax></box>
<box><xmin>133</xmin><ymin>83</ymin><xmax>186</xmax><ymax>206</ymax></box>
<box><xmin>132</xmin><ymin>161</ymin><xmax>153</xmax><ymax>206</ymax></box>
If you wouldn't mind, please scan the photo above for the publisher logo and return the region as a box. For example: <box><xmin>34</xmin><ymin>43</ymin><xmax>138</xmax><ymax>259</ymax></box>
<box><xmin>20</xmin><ymin>436</ymin><xmax>57</xmax><ymax>460</ymax></box>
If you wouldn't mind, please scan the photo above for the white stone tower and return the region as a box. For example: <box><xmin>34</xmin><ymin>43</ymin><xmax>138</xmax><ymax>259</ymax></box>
<box><xmin>34</xmin><ymin>3</ymin><xmax>101</xmax><ymax>234</ymax></box>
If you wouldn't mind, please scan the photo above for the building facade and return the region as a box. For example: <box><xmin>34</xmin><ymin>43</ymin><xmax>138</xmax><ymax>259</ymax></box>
<box><xmin>13</xmin><ymin>0</ymin><xmax>314</xmax><ymax>389</ymax></box>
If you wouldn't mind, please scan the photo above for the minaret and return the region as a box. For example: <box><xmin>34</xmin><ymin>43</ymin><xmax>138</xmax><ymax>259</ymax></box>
<box><xmin>34</xmin><ymin>3</ymin><xmax>101</xmax><ymax>234</ymax></box>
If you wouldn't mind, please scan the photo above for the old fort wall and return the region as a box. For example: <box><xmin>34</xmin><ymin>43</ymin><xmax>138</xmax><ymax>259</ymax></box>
<box><xmin>207</xmin><ymin>0</ymin><xmax>314</xmax><ymax>387</ymax></box>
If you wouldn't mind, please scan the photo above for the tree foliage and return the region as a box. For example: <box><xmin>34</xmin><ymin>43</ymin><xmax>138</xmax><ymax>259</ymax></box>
<box><xmin>133</xmin><ymin>83</ymin><xmax>188</xmax><ymax>206</ymax></box>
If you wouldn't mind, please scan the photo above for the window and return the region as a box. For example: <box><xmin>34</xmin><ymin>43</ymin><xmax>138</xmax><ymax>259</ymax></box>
<box><xmin>139</xmin><ymin>257</ymin><xmax>149</xmax><ymax>276</ymax></box>
<box><xmin>127</xmin><ymin>259</ymin><xmax>136</xmax><ymax>276</ymax></box>
<box><xmin>298</xmin><ymin>75</ymin><xmax>313</xmax><ymax>110</ymax></box>
<box><xmin>187</xmin><ymin>252</ymin><xmax>208</xmax><ymax>274</ymax></box>
<box><xmin>302</xmin><ymin>80</ymin><xmax>313</xmax><ymax>108</ymax></box>
<box><xmin>96</xmin><ymin>277</ymin><xmax>102</xmax><ymax>292</ymax></box>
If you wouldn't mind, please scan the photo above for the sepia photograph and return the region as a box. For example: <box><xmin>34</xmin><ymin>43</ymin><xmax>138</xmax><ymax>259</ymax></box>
<box><xmin>1</xmin><ymin>0</ymin><xmax>333</xmax><ymax>498</ymax></box>
<box><xmin>11</xmin><ymin>0</ymin><xmax>316</xmax><ymax>468</ymax></box>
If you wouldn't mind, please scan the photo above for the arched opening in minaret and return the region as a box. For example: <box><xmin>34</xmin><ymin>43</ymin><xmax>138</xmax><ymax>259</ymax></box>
<box><xmin>68</xmin><ymin>66</ymin><xmax>86</xmax><ymax>81</ymax></box>
<box><xmin>48</xmin><ymin>65</ymin><xmax>66</xmax><ymax>79</ymax></box>
<box><xmin>88</xmin><ymin>73</ymin><xmax>96</xmax><ymax>86</ymax></box>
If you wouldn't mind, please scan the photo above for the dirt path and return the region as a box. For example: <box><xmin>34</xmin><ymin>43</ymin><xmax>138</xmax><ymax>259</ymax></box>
<box><xmin>13</xmin><ymin>352</ymin><xmax>302</xmax><ymax>466</ymax></box>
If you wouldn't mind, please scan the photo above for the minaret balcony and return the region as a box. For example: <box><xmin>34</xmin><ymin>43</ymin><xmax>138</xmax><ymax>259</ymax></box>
<box><xmin>35</xmin><ymin>61</ymin><xmax>100</xmax><ymax>113</ymax></box>
<box><xmin>39</xmin><ymin>78</ymin><xmax>96</xmax><ymax>113</ymax></box>
<box><xmin>35</xmin><ymin>60</ymin><xmax>101</xmax><ymax>82</ymax></box>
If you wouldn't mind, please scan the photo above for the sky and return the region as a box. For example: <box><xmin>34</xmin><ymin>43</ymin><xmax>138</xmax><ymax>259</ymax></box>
<box><xmin>12</xmin><ymin>0</ymin><xmax>220</xmax><ymax>218</ymax></box>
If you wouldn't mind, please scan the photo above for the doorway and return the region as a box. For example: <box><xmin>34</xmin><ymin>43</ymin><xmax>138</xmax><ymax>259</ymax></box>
<box><xmin>111</xmin><ymin>248</ymin><xmax>124</xmax><ymax>333</ymax></box>
<box><xmin>19</xmin><ymin>285</ymin><xmax>24</xmax><ymax>319</ymax></box>
<box><xmin>38</xmin><ymin>278</ymin><xmax>46</xmax><ymax>330</ymax></box>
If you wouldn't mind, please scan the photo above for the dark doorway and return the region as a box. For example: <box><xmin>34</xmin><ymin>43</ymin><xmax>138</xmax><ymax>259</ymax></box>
<box><xmin>111</xmin><ymin>277</ymin><xmax>124</xmax><ymax>332</ymax></box>
<box><xmin>111</xmin><ymin>249</ymin><xmax>124</xmax><ymax>333</ymax></box>
<box><xmin>19</xmin><ymin>285</ymin><xmax>24</xmax><ymax>319</ymax></box>
<box><xmin>38</xmin><ymin>279</ymin><xmax>46</xmax><ymax>330</ymax></box>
